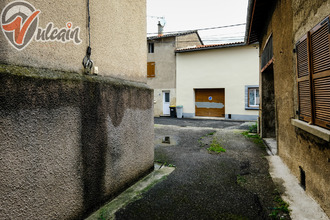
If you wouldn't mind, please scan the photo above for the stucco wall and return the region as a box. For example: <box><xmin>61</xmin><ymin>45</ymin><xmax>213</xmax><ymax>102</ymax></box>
<box><xmin>176</xmin><ymin>44</ymin><xmax>259</xmax><ymax>119</ymax></box>
<box><xmin>147</xmin><ymin>37</ymin><xmax>176</xmax><ymax>89</ymax></box>
<box><xmin>153</xmin><ymin>88</ymin><xmax>176</xmax><ymax>117</ymax></box>
<box><xmin>0</xmin><ymin>0</ymin><xmax>146</xmax><ymax>82</ymax></box>
<box><xmin>258</xmin><ymin>0</ymin><xmax>330</xmax><ymax>216</ymax></box>
<box><xmin>0</xmin><ymin>65</ymin><xmax>154</xmax><ymax>219</ymax></box>
<box><xmin>147</xmin><ymin>33</ymin><xmax>202</xmax><ymax>116</ymax></box>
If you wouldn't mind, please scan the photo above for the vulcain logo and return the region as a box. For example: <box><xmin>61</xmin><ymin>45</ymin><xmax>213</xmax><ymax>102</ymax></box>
<box><xmin>1</xmin><ymin>0</ymin><xmax>81</xmax><ymax>50</ymax></box>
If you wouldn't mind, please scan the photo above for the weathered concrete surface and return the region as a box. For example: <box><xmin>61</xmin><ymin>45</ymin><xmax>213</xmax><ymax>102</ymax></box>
<box><xmin>0</xmin><ymin>64</ymin><xmax>154</xmax><ymax>219</ymax></box>
<box><xmin>268</xmin><ymin>156</ymin><xmax>329</xmax><ymax>220</ymax></box>
<box><xmin>115</xmin><ymin>118</ymin><xmax>291</xmax><ymax>219</ymax></box>
<box><xmin>86</xmin><ymin>166</ymin><xmax>175</xmax><ymax>220</ymax></box>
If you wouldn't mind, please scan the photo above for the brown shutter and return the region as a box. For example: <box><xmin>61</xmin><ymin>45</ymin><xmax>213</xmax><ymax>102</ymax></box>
<box><xmin>147</xmin><ymin>62</ymin><xmax>155</xmax><ymax>77</ymax></box>
<box><xmin>296</xmin><ymin>35</ymin><xmax>312</xmax><ymax>122</ymax></box>
<box><xmin>310</xmin><ymin>16</ymin><xmax>330</xmax><ymax>129</ymax></box>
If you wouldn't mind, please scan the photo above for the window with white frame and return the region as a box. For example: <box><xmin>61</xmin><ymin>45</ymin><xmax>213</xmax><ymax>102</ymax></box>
<box><xmin>245</xmin><ymin>86</ymin><xmax>260</xmax><ymax>109</ymax></box>
<box><xmin>249</xmin><ymin>88</ymin><xmax>260</xmax><ymax>107</ymax></box>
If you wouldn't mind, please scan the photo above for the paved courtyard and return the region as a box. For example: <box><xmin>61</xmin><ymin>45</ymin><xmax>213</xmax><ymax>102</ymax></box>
<box><xmin>114</xmin><ymin>118</ymin><xmax>290</xmax><ymax>220</ymax></box>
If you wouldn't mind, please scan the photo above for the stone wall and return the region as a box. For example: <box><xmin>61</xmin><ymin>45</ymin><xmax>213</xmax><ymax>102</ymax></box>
<box><xmin>0</xmin><ymin>64</ymin><xmax>154</xmax><ymax>219</ymax></box>
<box><xmin>258</xmin><ymin>0</ymin><xmax>330</xmax><ymax>215</ymax></box>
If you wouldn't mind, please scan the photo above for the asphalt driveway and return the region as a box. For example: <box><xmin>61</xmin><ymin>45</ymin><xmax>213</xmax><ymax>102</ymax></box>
<box><xmin>114</xmin><ymin>118</ymin><xmax>290</xmax><ymax>220</ymax></box>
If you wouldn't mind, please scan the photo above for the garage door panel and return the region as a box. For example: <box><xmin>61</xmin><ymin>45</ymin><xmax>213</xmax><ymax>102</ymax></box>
<box><xmin>195</xmin><ymin>108</ymin><xmax>224</xmax><ymax>117</ymax></box>
<box><xmin>195</xmin><ymin>89</ymin><xmax>225</xmax><ymax>117</ymax></box>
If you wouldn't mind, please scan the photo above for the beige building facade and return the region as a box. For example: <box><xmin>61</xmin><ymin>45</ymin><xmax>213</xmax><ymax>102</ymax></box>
<box><xmin>176</xmin><ymin>43</ymin><xmax>260</xmax><ymax>120</ymax></box>
<box><xmin>0</xmin><ymin>1</ymin><xmax>153</xmax><ymax>219</ymax></box>
<box><xmin>147</xmin><ymin>31</ymin><xmax>202</xmax><ymax>116</ymax></box>
<box><xmin>246</xmin><ymin>0</ymin><xmax>330</xmax><ymax>216</ymax></box>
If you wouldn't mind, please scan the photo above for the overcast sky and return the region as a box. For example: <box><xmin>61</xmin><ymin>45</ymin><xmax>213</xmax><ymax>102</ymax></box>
<box><xmin>147</xmin><ymin>0</ymin><xmax>249</xmax><ymax>45</ymax></box>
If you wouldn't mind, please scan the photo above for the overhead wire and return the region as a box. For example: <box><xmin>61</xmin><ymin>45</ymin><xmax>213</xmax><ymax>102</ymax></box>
<box><xmin>147</xmin><ymin>23</ymin><xmax>246</xmax><ymax>35</ymax></box>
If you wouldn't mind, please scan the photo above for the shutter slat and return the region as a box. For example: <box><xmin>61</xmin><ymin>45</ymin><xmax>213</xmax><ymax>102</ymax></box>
<box><xmin>311</xmin><ymin>22</ymin><xmax>330</xmax><ymax>74</ymax></box>
<box><xmin>314</xmin><ymin>75</ymin><xmax>330</xmax><ymax>126</ymax></box>
<box><xmin>297</xmin><ymin>38</ymin><xmax>310</xmax><ymax>78</ymax></box>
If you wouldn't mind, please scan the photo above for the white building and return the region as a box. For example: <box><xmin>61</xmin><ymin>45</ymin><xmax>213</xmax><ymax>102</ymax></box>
<box><xmin>176</xmin><ymin>43</ymin><xmax>260</xmax><ymax>120</ymax></box>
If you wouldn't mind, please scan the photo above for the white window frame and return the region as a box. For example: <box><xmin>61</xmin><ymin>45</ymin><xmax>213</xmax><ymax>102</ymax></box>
<box><xmin>245</xmin><ymin>85</ymin><xmax>260</xmax><ymax>110</ymax></box>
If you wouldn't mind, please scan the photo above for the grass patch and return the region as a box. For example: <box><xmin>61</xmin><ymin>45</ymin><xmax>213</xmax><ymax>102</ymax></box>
<box><xmin>207</xmin><ymin>138</ymin><xmax>226</xmax><ymax>154</ymax></box>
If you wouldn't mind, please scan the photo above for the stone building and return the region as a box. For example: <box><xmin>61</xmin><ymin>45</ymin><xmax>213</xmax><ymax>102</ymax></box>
<box><xmin>246</xmin><ymin>0</ymin><xmax>330</xmax><ymax>216</ymax></box>
<box><xmin>0</xmin><ymin>0</ymin><xmax>153</xmax><ymax>219</ymax></box>
<box><xmin>147</xmin><ymin>31</ymin><xmax>202</xmax><ymax>116</ymax></box>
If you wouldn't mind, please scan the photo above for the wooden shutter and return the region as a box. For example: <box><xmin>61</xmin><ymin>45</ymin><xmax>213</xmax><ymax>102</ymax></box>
<box><xmin>296</xmin><ymin>34</ymin><xmax>312</xmax><ymax>123</ymax></box>
<box><xmin>147</xmin><ymin>62</ymin><xmax>155</xmax><ymax>77</ymax></box>
<box><xmin>310</xmin><ymin>16</ymin><xmax>330</xmax><ymax>129</ymax></box>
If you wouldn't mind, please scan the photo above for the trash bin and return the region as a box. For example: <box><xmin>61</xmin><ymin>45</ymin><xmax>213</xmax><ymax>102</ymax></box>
<box><xmin>176</xmin><ymin>105</ymin><xmax>183</xmax><ymax>118</ymax></box>
<box><xmin>169</xmin><ymin>106</ymin><xmax>176</xmax><ymax>118</ymax></box>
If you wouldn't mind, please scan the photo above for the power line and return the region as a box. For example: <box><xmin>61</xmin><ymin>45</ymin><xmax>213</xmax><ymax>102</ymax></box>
<box><xmin>147</xmin><ymin>23</ymin><xmax>246</xmax><ymax>35</ymax></box>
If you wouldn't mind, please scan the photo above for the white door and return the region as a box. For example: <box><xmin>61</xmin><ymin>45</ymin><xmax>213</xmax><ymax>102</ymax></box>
<box><xmin>163</xmin><ymin>92</ymin><xmax>170</xmax><ymax>115</ymax></box>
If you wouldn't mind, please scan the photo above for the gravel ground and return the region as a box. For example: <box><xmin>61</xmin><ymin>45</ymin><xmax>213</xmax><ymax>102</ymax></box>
<box><xmin>115</xmin><ymin>118</ymin><xmax>290</xmax><ymax>220</ymax></box>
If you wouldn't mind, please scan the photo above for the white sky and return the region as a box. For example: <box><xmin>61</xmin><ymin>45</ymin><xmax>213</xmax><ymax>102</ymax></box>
<box><xmin>147</xmin><ymin>0</ymin><xmax>249</xmax><ymax>45</ymax></box>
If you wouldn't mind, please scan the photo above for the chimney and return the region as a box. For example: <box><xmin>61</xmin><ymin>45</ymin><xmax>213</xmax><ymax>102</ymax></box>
<box><xmin>158</xmin><ymin>21</ymin><xmax>164</xmax><ymax>37</ymax></box>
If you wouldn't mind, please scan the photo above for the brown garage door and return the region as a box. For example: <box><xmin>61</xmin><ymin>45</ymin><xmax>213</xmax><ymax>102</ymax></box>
<box><xmin>195</xmin><ymin>89</ymin><xmax>225</xmax><ymax>117</ymax></box>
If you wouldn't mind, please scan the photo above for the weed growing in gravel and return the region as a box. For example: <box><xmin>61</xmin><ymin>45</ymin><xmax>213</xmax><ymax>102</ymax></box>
<box><xmin>207</xmin><ymin>138</ymin><xmax>226</xmax><ymax>154</ymax></box>
<box><xmin>198</xmin><ymin>131</ymin><xmax>216</xmax><ymax>147</ymax></box>
<box><xmin>269</xmin><ymin>192</ymin><xmax>291</xmax><ymax>219</ymax></box>
<box><xmin>236</xmin><ymin>175</ymin><xmax>247</xmax><ymax>185</ymax></box>
<box><xmin>155</xmin><ymin>160</ymin><xmax>176</xmax><ymax>168</ymax></box>
<box><xmin>248</xmin><ymin>122</ymin><xmax>258</xmax><ymax>133</ymax></box>
<box><xmin>242</xmin><ymin>131</ymin><xmax>265</xmax><ymax>148</ymax></box>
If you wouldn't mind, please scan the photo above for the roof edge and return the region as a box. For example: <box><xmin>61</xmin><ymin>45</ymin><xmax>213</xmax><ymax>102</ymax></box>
<box><xmin>175</xmin><ymin>42</ymin><xmax>246</xmax><ymax>53</ymax></box>
<box><xmin>245</xmin><ymin>0</ymin><xmax>256</xmax><ymax>44</ymax></box>
<box><xmin>147</xmin><ymin>30</ymin><xmax>200</xmax><ymax>41</ymax></box>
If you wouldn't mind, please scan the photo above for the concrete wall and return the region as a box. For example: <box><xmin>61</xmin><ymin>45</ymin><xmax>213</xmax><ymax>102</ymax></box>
<box><xmin>0</xmin><ymin>0</ymin><xmax>147</xmax><ymax>83</ymax></box>
<box><xmin>0</xmin><ymin>65</ymin><xmax>154</xmax><ymax>219</ymax></box>
<box><xmin>176</xmin><ymin>44</ymin><xmax>259</xmax><ymax>120</ymax></box>
<box><xmin>257</xmin><ymin>0</ymin><xmax>330</xmax><ymax>215</ymax></box>
<box><xmin>0</xmin><ymin>0</ymin><xmax>154</xmax><ymax>219</ymax></box>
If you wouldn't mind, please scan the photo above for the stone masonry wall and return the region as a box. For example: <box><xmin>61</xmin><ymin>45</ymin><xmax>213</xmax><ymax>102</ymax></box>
<box><xmin>259</xmin><ymin>0</ymin><xmax>330</xmax><ymax>215</ymax></box>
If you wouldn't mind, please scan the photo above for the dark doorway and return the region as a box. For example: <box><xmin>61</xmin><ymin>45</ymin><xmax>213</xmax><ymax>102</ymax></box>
<box><xmin>261</xmin><ymin>64</ymin><xmax>276</xmax><ymax>138</ymax></box>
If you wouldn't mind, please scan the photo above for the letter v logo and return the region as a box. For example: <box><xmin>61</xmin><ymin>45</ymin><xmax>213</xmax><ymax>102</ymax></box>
<box><xmin>1</xmin><ymin>1</ymin><xmax>41</xmax><ymax>50</ymax></box>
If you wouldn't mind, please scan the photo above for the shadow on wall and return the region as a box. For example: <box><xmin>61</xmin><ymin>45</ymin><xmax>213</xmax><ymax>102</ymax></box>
<box><xmin>0</xmin><ymin>64</ymin><xmax>154</xmax><ymax>219</ymax></box>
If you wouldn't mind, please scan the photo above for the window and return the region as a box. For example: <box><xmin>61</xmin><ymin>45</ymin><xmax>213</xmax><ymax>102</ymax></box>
<box><xmin>249</xmin><ymin>88</ymin><xmax>260</xmax><ymax>107</ymax></box>
<box><xmin>164</xmin><ymin>92</ymin><xmax>170</xmax><ymax>102</ymax></box>
<box><xmin>148</xmin><ymin>43</ymin><xmax>154</xmax><ymax>53</ymax></box>
<box><xmin>296</xmin><ymin>16</ymin><xmax>330</xmax><ymax>130</ymax></box>
<box><xmin>245</xmin><ymin>86</ymin><xmax>259</xmax><ymax>109</ymax></box>
<box><xmin>147</xmin><ymin>62</ymin><xmax>155</xmax><ymax>77</ymax></box>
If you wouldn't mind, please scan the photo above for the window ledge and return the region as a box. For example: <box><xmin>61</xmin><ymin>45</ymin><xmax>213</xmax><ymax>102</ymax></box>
<box><xmin>291</xmin><ymin>119</ymin><xmax>330</xmax><ymax>142</ymax></box>
<box><xmin>245</xmin><ymin>107</ymin><xmax>259</xmax><ymax>110</ymax></box>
